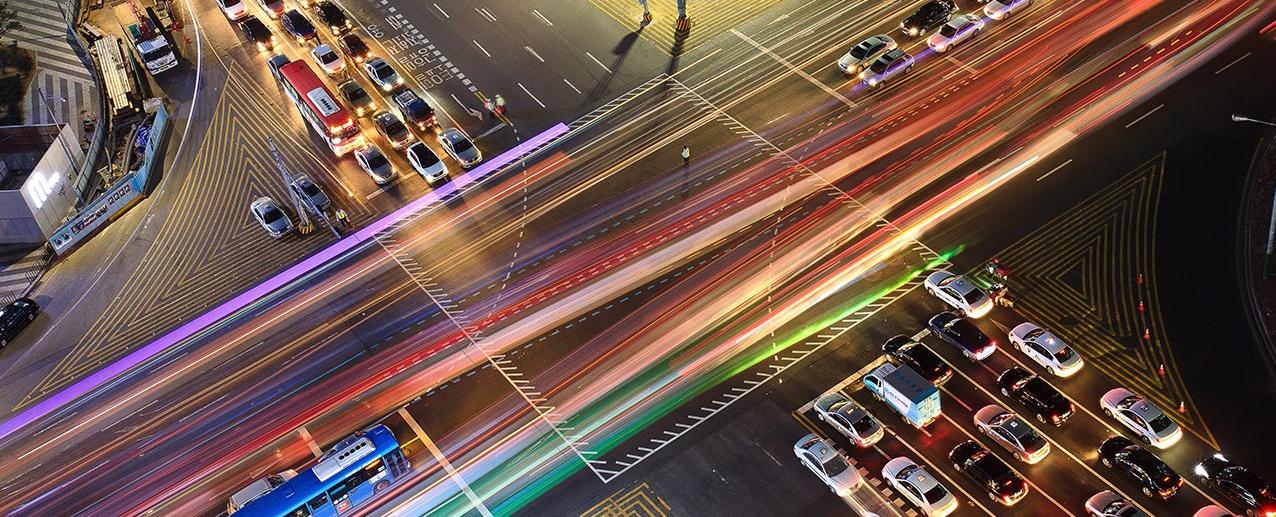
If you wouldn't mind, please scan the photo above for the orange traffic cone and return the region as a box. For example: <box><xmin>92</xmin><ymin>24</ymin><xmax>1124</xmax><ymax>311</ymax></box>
<box><xmin>1177</xmin><ymin>401</ymin><xmax>1186</xmax><ymax>414</ymax></box>
<box><xmin>1143</xmin><ymin>329</ymin><xmax>1151</xmax><ymax>340</ymax></box>
<box><xmin>1157</xmin><ymin>364</ymin><xmax>1165</xmax><ymax>377</ymax></box>
<box><xmin>1137</xmin><ymin>301</ymin><xmax>1145</xmax><ymax>313</ymax></box>
<box><xmin>1137</xmin><ymin>273</ymin><xmax>1144</xmax><ymax>284</ymax></box>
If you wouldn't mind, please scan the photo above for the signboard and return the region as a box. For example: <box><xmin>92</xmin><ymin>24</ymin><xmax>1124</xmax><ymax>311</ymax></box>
<box><xmin>48</xmin><ymin>173</ymin><xmax>143</xmax><ymax>255</ymax></box>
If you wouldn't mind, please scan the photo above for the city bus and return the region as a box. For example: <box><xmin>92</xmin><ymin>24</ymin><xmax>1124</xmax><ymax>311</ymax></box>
<box><xmin>278</xmin><ymin>60</ymin><xmax>363</xmax><ymax>156</ymax></box>
<box><xmin>231</xmin><ymin>424</ymin><xmax>411</xmax><ymax>516</ymax></box>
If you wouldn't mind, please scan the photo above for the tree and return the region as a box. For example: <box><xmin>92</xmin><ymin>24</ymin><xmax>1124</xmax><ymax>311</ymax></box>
<box><xmin>0</xmin><ymin>1</ymin><xmax>20</xmax><ymax>41</ymax></box>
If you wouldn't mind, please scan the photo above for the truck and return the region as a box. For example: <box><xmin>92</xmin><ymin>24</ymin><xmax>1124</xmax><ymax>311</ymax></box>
<box><xmin>116</xmin><ymin>0</ymin><xmax>178</xmax><ymax>75</ymax></box>
<box><xmin>862</xmin><ymin>363</ymin><xmax>940</xmax><ymax>428</ymax></box>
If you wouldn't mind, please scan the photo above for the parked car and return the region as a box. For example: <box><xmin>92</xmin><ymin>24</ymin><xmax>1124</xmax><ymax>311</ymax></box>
<box><xmin>794</xmin><ymin>434</ymin><xmax>863</xmax><ymax>496</ymax></box>
<box><xmin>928</xmin><ymin>311</ymin><xmax>996</xmax><ymax>361</ymax></box>
<box><xmin>354</xmin><ymin>146</ymin><xmax>396</xmax><ymax>185</ymax></box>
<box><xmin>311</xmin><ymin>1</ymin><xmax>352</xmax><ymax>35</ymax></box>
<box><xmin>902</xmin><ymin>0</ymin><xmax>958</xmax><ymax>37</ymax></box>
<box><xmin>1099</xmin><ymin>387</ymin><xmax>1182</xmax><ymax>448</ymax></box>
<box><xmin>996</xmin><ymin>366</ymin><xmax>1074</xmax><ymax>426</ymax></box>
<box><xmin>253</xmin><ymin>0</ymin><xmax>284</xmax><ymax>18</ymax></box>
<box><xmin>813</xmin><ymin>393</ymin><xmax>884</xmax><ymax>447</ymax></box>
<box><xmin>238</xmin><ymin>16</ymin><xmax>276</xmax><ymax>52</ymax></box>
<box><xmin>883</xmin><ymin>334</ymin><xmax>952</xmax><ymax>385</ymax></box>
<box><xmin>251</xmin><ymin>197</ymin><xmax>293</xmax><ymax>238</ymax></box>
<box><xmin>437</xmin><ymin>128</ymin><xmax>482</xmax><ymax>168</ymax></box>
<box><xmin>288</xmin><ymin>176</ymin><xmax>331</xmax><ymax>212</ymax></box>
<box><xmin>1084</xmin><ymin>490</ymin><xmax>1147</xmax><ymax>517</ymax></box>
<box><xmin>883</xmin><ymin>457</ymin><xmax>958</xmax><ymax>516</ymax></box>
<box><xmin>1008</xmin><ymin>322</ymin><xmax>1084</xmax><ymax>377</ymax></box>
<box><xmin>337</xmin><ymin>33</ymin><xmax>371</xmax><ymax>64</ymax></box>
<box><xmin>1099</xmin><ymin>436</ymin><xmax>1183</xmax><ymax>499</ymax></box>
<box><xmin>1193</xmin><ymin>454</ymin><xmax>1276</xmax><ymax>515</ymax></box>
<box><xmin>924</xmin><ymin>271</ymin><xmax>993</xmax><ymax>318</ymax></box>
<box><xmin>0</xmin><ymin>297</ymin><xmax>39</xmax><ymax>348</ymax></box>
<box><xmin>948</xmin><ymin>441</ymin><xmax>1029</xmax><ymax>506</ymax></box>
<box><xmin>337</xmin><ymin>79</ymin><xmax>375</xmax><ymax>117</ymax></box>
<box><xmin>973</xmin><ymin>404</ymin><xmax>1050</xmax><ymax>463</ymax></box>
<box><xmin>838</xmin><ymin>34</ymin><xmax>896</xmax><ymax>75</ymax></box>
<box><xmin>373</xmin><ymin>111</ymin><xmax>414</xmax><ymax>149</ymax></box>
<box><xmin>281</xmin><ymin>10</ymin><xmax>318</xmax><ymax>45</ymax></box>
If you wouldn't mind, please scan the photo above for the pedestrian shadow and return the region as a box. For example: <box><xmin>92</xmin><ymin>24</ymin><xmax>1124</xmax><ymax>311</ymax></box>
<box><xmin>586</xmin><ymin>31</ymin><xmax>641</xmax><ymax>102</ymax></box>
<box><xmin>665</xmin><ymin>19</ymin><xmax>691</xmax><ymax>77</ymax></box>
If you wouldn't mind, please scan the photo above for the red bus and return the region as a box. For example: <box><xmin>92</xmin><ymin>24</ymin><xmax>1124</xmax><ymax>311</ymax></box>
<box><xmin>278</xmin><ymin>61</ymin><xmax>362</xmax><ymax>156</ymax></box>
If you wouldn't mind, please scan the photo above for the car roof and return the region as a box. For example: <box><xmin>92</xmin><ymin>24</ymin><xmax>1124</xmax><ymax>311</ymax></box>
<box><xmin>902</xmin><ymin>464</ymin><xmax>941</xmax><ymax>490</ymax></box>
<box><xmin>881</xmin><ymin>49</ymin><xmax>906</xmax><ymax>61</ymax></box>
<box><xmin>800</xmin><ymin>437</ymin><xmax>839</xmax><ymax>462</ymax></box>
<box><xmin>937</xmin><ymin>275</ymin><xmax>977</xmax><ymax>293</ymax></box>
<box><xmin>1123</xmin><ymin>397</ymin><xmax>1163</xmax><ymax>421</ymax></box>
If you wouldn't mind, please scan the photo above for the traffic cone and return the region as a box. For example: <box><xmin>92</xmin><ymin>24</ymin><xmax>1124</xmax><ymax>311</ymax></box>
<box><xmin>1157</xmin><ymin>364</ymin><xmax>1165</xmax><ymax>377</ymax></box>
<box><xmin>1137</xmin><ymin>273</ymin><xmax>1144</xmax><ymax>285</ymax></box>
<box><xmin>1143</xmin><ymin>328</ymin><xmax>1151</xmax><ymax>340</ymax></box>
<box><xmin>1177</xmin><ymin>401</ymin><xmax>1186</xmax><ymax>414</ymax></box>
<box><xmin>1137</xmin><ymin>301</ymin><xmax>1145</xmax><ymax>313</ymax></box>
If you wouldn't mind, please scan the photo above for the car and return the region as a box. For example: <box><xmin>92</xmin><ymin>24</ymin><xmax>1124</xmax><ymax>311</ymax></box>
<box><xmin>813</xmin><ymin>393</ymin><xmax>884</xmax><ymax>447</ymax></box>
<box><xmin>281</xmin><ymin>10</ymin><xmax>318</xmax><ymax>45</ymax></box>
<box><xmin>927</xmin><ymin>13</ymin><xmax>983</xmax><ymax>53</ymax></box>
<box><xmin>1100</xmin><ymin>387</ymin><xmax>1182</xmax><ymax>448</ymax></box>
<box><xmin>392</xmin><ymin>90</ymin><xmax>436</xmax><ymax>130</ymax></box>
<box><xmin>373</xmin><ymin>111</ymin><xmax>414</xmax><ymax>149</ymax></box>
<box><xmin>228</xmin><ymin>470</ymin><xmax>297</xmax><ymax>513</ymax></box>
<box><xmin>973</xmin><ymin>405</ymin><xmax>1050</xmax><ymax>464</ymax></box>
<box><xmin>288</xmin><ymin>176</ymin><xmax>331</xmax><ymax>212</ymax></box>
<box><xmin>949</xmin><ymin>441</ymin><xmax>1029</xmax><ymax>506</ymax></box>
<box><xmin>985</xmin><ymin>0</ymin><xmax>1032</xmax><ymax>20</ymax></box>
<box><xmin>0</xmin><ymin>297</ymin><xmax>39</xmax><ymax>348</ymax></box>
<box><xmin>406</xmin><ymin>142</ymin><xmax>447</xmax><ymax>185</ymax></box>
<box><xmin>337</xmin><ymin>33</ymin><xmax>371</xmax><ymax>64</ymax></box>
<box><xmin>253</xmin><ymin>0</ymin><xmax>284</xmax><ymax>18</ymax></box>
<box><xmin>1007</xmin><ymin>322</ymin><xmax>1084</xmax><ymax>377</ymax></box>
<box><xmin>251</xmin><ymin>197</ymin><xmax>293</xmax><ymax>238</ymax></box>
<box><xmin>997</xmin><ymin>366</ymin><xmax>1074</xmax><ymax>425</ymax></box>
<box><xmin>437</xmin><ymin>128</ymin><xmax>482</xmax><ymax>169</ymax></box>
<box><xmin>217</xmin><ymin>0</ymin><xmax>248</xmax><ymax>20</ymax></box>
<box><xmin>266</xmin><ymin>54</ymin><xmax>291</xmax><ymax>84</ymax></box>
<box><xmin>1099</xmin><ymin>436</ymin><xmax>1183</xmax><ymax>499</ymax></box>
<box><xmin>238</xmin><ymin>16</ymin><xmax>276</xmax><ymax>52</ymax></box>
<box><xmin>882</xmin><ymin>457</ymin><xmax>958</xmax><ymax>516</ymax></box>
<box><xmin>924</xmin><ymin>271</ymin><xmax>993</xmax><ymax>318</ymax></box>
<box><xmin>859</xmin><ymin>48</ymin><xmax>914</xmax><ymax>88</ymax></box>
<box><xmin>310</xmin><ymin>44</ymin><xmax>345</xmax><ymax>76</ymax></box>
<box><xmin>336</xmin><ymin>80</ymin><xmax>375</xmax><ymax>117</ymax></box>
<box><xmin>1085</xmin><ymin>490</ymin><xmax>1148</xmax><ymax>517</ymax></box>
<box><xmin>928</xmin><ymin>312</ymin><xmax>996</xmax><ymax>360</ymax></box>
<box><xmin>838</xmin><ymin>34</ymin><xmax>896</xmax><ymax>75</ymax></box>
<box><xmin>364</xmin><ymin>57</ymin><xmax>403</xmax><ymax>91</ymax></box>
<box><xmin>311</xmin><ymin>1</ymin><xmax>352</xmax><ymax>35</ymax></box>
<box><xmin>883</xmin><ymin>335</ymin><xmax>952</xmax><ymax>385</ymax></box>
<box><xmin>1194</xmin><ymin>454</ymin><xmax>1276</xmax><ymax>515</ymax></box>
<box><xmin>794</xmin><ymin>434</ymin><xmax>863</xmax><ymax>496</ymax></box>
<box><xmin>354</xmin><ymin>146</ymin><xmax>396</xmax><ymax>185</ymax></box>
<box><xmin>902</xmin><ymin>0</ymin><xmax>957</xmax><ymax>37</ymax></box>
<box><xmin>1192</xmin><ymin>506</ymin><xmax>1235</xmax><ymax>517</ymax></box>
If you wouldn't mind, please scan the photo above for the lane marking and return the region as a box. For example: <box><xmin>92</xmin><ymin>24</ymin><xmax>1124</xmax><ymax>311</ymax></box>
<box><xmin>1213</xmin><ymin>51</ymin><xmax>1250</xmax><ymax>74</ymax></box>
<box><xmin>398</xmin><ymin>408</ymin><xmax>494</xmax><ymax>517</ymax></box>
<box><xmin>585</xmin><ymin>51</ymin><xmax>613</xmax><ymax>74</ymax></box>
<box><xmin>433</xmin><ymin>3</ymin><xmax>448</xmax><ymax>18</ymax></box>
<box><xmin>518</xmin><ymin>82</ymin><xmax>546</xmax><ymax>108</ymax></box>
<box><xmin>1035</xmin><ymin>159</ymin><xmax>1072</xmax><ymax>182</ymax></box>
<box><xmin>297</xmin><ymin>426</ymin><xmax>323</xmax><ymax>458</ymax></box>
<box><xmin>1124</xmin><ymin>104</ymin><xmax>1163</xmax><ymax>128</ymax></box>
<box><xmin>476</xmin><ymin>7</ymin><xmax>497</xmax><ymax>23</ymax></box>
<box><xmin>730</xmin><ymin>29</ymin><xmax>856</xmax><ymax>109</ymax></box>
<box><xmin>473</xmin><ymin>40</ymin><xmax>492</xmax><ymax>59</ymax></box>
<box><xmin>524</xmin><ymin>46</ymin><xmax>545</xmax><ymax>63</ymax></box>
<box><xmin>531</xmin><ymin>9</ymin><xmax>552</xmax><ymax>26</ymax></box>
<box><xmin>563</xmin><ymin>78</ymin><xmax>582</xmax><ymax>95</ymax></box>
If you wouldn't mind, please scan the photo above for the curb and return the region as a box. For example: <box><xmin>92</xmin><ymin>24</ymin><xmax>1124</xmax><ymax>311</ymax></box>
<box><xmin>1236</xmin><ymin>131</ymin><xmax>1276</xmax><ymax>380</ymax></box>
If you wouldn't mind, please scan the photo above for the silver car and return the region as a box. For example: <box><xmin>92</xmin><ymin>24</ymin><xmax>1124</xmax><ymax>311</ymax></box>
<box><xmin>354</xmin><ymin>146</ymin><xmax>395</xmax><ymax>185</ymax></box>
<box><xmin>794</xmin><ymin>434</ymin><xmax>862</xmax><ymax>496</ymax></box>
<box><xmin>985</xmin><ymin>0</ymin><xmax>1032</xmax><ymax>20</ymax></box>
<box><xmin>924</xmin><ymin>270</ymin><xmax>993</xmax><ymax>318</ymax></box>
<box><xmin>859</xmin><ymin>48</ymin><xmax>914</xmax><ymax>88</ymax></box>
<box><xmin>813</xmin><ymin>393</ymin><xmax>884</xmax><ymax>447</ymax></box>
<box><xmin>838</xmin><ymin>35</ymin><xmax>896</xmax><ymax>75</ymax></box>
<box><xmin>1008</xmin><ymin>322</ymin><xmax>1084</xmax><ymax>377</ymax></box>
<box><xmin>288</xmin><ymin>176</ymin><xmax>330</xmax><ymax>212</ymax></box>
<box><xmin>363</xmin><ymin>57</ymin><xmax>402</xmax><ymax>91</ymax></box>
<box><xmin>882</xmin><ymin>457</ymin><xmax>958</xmax><ymax>516</ymax></box>
<box><xmin>250</xmin><ymin>197</ymin><xmax>292</xmax><ymax>238</ymax></box>
<box><xmin>1100</xmin><ymin>388</ymin><xmax>1182</xmax><ymax>448</ymax></box>
<box><xmin>1085</xmin><ymin>490</ymin><xmax>1147</xmax><ymax>516</ymax></box>
<box><xmin>974</xmin><ymin>404</ymin><xmax>1050</xmax><ymax>463</ymax></box>
<box><xmin>437</xmin><ymin>128</ymin><xmax>482</xmax><ymax>169</ymax></box>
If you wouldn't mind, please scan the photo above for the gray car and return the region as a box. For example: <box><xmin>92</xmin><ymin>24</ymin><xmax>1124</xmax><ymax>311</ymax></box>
<box><xmin>813</xmin><ymin>393</ymin><xmax>884</xmax><ymax>447</ymax></box>
<box><xmin>794</xmin><ymin>434</ymin><xmax>862</xmax><ymax>496</ymax></box>
<box><xmin>437</xmin><ymin>128</ymin><xmax>482</xmax><ymax>168</ymax></box>
<box><xmin>373</xmin><ymin>111</ymin><xmax>414</xmax><ymax>149</ymax></box>
<box><xmin>974</xmin><ymin>404</ymin><xmax>1050</xmax><ymax>464</ymax></box>
<box><xmin>289</xmin><ymin>176</ymin><xmax>331</xmax><ymax>212</ymax></box>
<box><xmin>251</xmin><ymin>196</ymin><xmax>292</xmax><ymax>238</ymax></box>
<box><xmin>838</xmin><ymin>34</ymin><xmax>896</xmax><ymax>75</ymax></box>
<box><xmin>337</xmin><ymin>79</ymin><xmax>375</xmax><ymax>118</ymax></box>
<box><xmin>354</xmin><ymin>145</ymin><xmax>395</xmax><ymax>185</ymax></box>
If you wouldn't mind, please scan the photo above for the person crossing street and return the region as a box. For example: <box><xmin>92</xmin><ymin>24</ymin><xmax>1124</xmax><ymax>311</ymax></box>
<box><xmin>681</xmin><ymin>145</ymin><xmax>691</xmax><ymax>166</ymax></box>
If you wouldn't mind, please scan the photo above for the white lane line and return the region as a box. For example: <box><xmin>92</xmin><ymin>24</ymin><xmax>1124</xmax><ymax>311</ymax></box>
<box><xmin>1214</xmin><ymin>51</ymin><xmax>1250</xmax><ymax>75</ymax></box>
<box><xmin>730</xmin><ymin>29</ymin><xmax>856</xmax><ymax>109</ymax></box>
<box><xmin>563</xmin><ymin>78</ymin><xmax>582</xmax><ymax>95</ymax></box>
<box><xmin>532</xmin><ymin>9</ymin><xmax>552</xmax><ymax>26</ymax></box>
<box><xmin>398</xmin><ymin>408</ymin><xmax>495</xmax><ymax>517</ymax></box>
<box><xmin>945</xmin><ymin>55</ymin><xmax>979</xmax><ymax>74</ymax></box>
<box><xmin>476</xmin><ymin>7</ymin><xmax>497</xmax><ymax>22</ymax></box>
<box><xmin>363</xmin><ymin>176</ymin><xmax>405</xmax><ymax>200</ymax></box>
<box><xmin>518</xmin><ymin>82</ymin><xmax>546</xmax><ymax>108</ymax></box>
<box><xmin>297</xmin><ymin>426</ymin><xmax>323</xmax><ymax>458</ymax></box>
<box><xmin>585</xmin><ymin>51</ymin><xmax>612</xmax><ymax>73</ymax></box>
<box><xmin>433</xmin><ymin>3</ymin><xmax>448</xmax><ymax>18</ymax></box>
<box><xmin>474</xmin><ymin>122</ymin><xmax>507</xmax><ymax>141</ymax></box>
<box><xmin>764</xmin><ymin>112</ymin><xmax>790</xmax><ymax>125</ymax></box>
<box><xmin>473</xmin><ymin>40</ymin><xmax>492</xmax><ymax>58</ymax></box>
<box><xmin>1036</xmin><ymin>158</ymin><xmax>1072</xmax><ymax>182</ymax></box>
<box><xmin>524</xmin><ymin>45</ymin><xmax>545</xmax><ymax>63</ymax></box>
<box><xmin>1124</xmin><ymin>103</ymin><xmax>1164</xmax><ymax>128</ymax></box>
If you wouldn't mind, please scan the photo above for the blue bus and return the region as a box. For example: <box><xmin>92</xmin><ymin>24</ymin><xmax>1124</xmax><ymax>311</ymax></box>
<box><xmin>232</xmin><ymin>425</ymin><xmax>411</xmax><ymax>516</ymax></box>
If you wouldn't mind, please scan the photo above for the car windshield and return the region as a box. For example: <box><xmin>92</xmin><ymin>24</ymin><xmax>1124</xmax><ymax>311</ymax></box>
<box><xmin>850</xmin><ymin>41</ymin><xmax>874</xmax><ymax>59</ymax></box>
<box><xmin>376</xmin><ymin>65</ymin><xmax>395</xmax><ymax>79</ymax></box>
<box><xmin>940</xmin><ymin>24</ymin><xmax>958</xmax><ymax>37</ymax></box>
<box><xmin>961</xmin><ymin>289</ymin><xmax>986</xmax><ymax>304</ymax></box>
<box><xmin>822</xmin><ymin>456</ymin><xmax>850</xmax><ymax>476</ymax></box>
<box><xmin>1053</xmin><ymin>345</ymin><xmax>1075</xmax><ymax>362</ymax></box>
<box><xmin>414</xmin><ymin>147</ymin><xmax>440</xmax><ymax>165</ymax></box>
<box><xmin>344</xmin><ymin>38</ymin><xmax>366</xmax><ymax>53</ymax></box>
<box><xmin>300</xmin><ymin>182</ymin><xmax>321</xmax><ymax>197</ymax></box>
<box><xmin>319</xmin><ymin>51</ymin><xmax>338</xmax><ymax>64</ymax></box>
<box><xmin>366</xmin><ymin>153</ymin><xmax>388</xmax><ymax>169</ymax></box>
<box><xmin>347</xmin><ymin>87</ymin><xmax>368</xmax><ymax>103</ymax></box>
<box><xmin>452</xmin><ymin>137</ymin><xmax>473</xmax><ymax>153</ymax></box>
<box><xmin>922</xmin><ymin>483</ymin><xmax>949</xmax><ymax>503</ymax></box>
<box><xmin>1147</xmin><ymin>414</ymin><xmax>1174</xmax><ymax>432</ymax></box>
<box><xmin>225</xmin><ymin>0</ymin><xmax>241</xmax><ymax>6</ymax></box>
<box><xmin>261</xmin><ymin>206</ymin><xmax>283</xmax><ymax>223</ymax></box>
<box><xmin>869</xmin><ymin>57</ymin><xmax>891</xmax><ymax>74</ymax></box>
<box><xmin>383</xmin><ymin>120</ymin><xmax>407</xmax><ymax>136</ymax></box>
<box><xmin>142</xmin><ymin>47</ymin><xmax>171</xmax><ymax>62</ymax></box>
<box><xmin>1024</xmin><ymin>328</ymin><xmax>1046</xmax><ymax>340</ymax></box>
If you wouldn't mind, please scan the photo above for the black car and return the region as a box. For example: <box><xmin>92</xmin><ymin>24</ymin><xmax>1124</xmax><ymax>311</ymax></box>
<box><xmin>901</xmin><ymin>0</ymin><xmax>957</xmax><ymax>37</ymax></box>
<box><xmin>949</xmin><ymin>441</ymin><xmax>1029</xmax><ymax>506</ymax></box>
<box><xmin>238</xmin><ymin>16</ymin><xmax>275</xmax><ymax>52</ymax></box>
<box><xmin>281</xmin><ymin>10</ymin><xmax>317</xmax><ymax>44</ymax></box>
<box><xmin>337</xmin><ymin>33</ymin><xmax>371</xmax><ymax>63</ymax></box>
<box><xmin>883</xmin><ymin>335</ymin><xmax>952</xmax><ymax>385</ymax></box>
<box><xmin>997</xmin><ymin>366</ymin><xmax>1074</xmax><ymax>426</ymax></box>
<box><xmin>928</xmin><ymin>312</ymin><xmax>996</xmax><ymax>361</ymax></box>
<box><xmin>1100</xmin><ymin>436</ymin><xmax>1183</xmax><ymax>499</ymax></box>
<box><xmin>311</xmin><ymin>1</ymin><xmax>352</xmax><ymax>35</ymax></box>
<box><xmin>0</xmin><ymin>297</ymin><xmax>39</xmax><ymax>347</ymax></box>
<box><xmin>1195</xmin><ymin>454</ymin><xmax>1276</xmax><ymax>515</ymax></box>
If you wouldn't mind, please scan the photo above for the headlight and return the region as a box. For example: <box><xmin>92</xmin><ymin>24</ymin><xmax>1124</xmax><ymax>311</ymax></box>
<box><xmin>1193</xmin><ymin>464</ymin><xmax>1207</xmax><ymax>477</ymax></box>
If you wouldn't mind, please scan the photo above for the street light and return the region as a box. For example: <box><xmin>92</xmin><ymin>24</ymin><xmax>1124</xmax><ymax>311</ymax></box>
<box><xmin>1232</xmin><ymin>114</ymin><xmax>1276</xmax><ymax>127</ymax></box>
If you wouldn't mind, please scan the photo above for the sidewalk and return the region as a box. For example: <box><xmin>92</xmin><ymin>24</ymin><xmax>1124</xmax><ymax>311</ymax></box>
<box><xmin>0</xmin><ymin>244</ymin><xmax>45</xmax><ymax>305</ymax></box>
<box><xmin>11</xmin><ymin>0</ymin><xmax>100</xmax><ymax>141</ymax></box>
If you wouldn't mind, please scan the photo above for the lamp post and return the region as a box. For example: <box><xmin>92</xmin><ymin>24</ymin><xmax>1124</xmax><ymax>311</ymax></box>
<box><xmin>1233</xmin><ymin>113</ymin><xmax>1276</xmax><ymax>277</ymax></box>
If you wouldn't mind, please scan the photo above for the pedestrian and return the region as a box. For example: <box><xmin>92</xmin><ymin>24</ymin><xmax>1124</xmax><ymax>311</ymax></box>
<box><xmin>483</xmin><ymin>96</ymin><xmax>496</xmax><ymax>119</ymax></box>
<box><xmin>334</xmin><ymin>208</ymin><xmax>349</xmax><ymax>227</ymax></box>
<box><xmin>494</xmin><ymin>94</ymin><xmax>506</xmax><ymax>116</ymax></box>
<box><xmin>681</xmin><ymin>145</ymin><xmax>691</xmax><ymax>166</ymax></box>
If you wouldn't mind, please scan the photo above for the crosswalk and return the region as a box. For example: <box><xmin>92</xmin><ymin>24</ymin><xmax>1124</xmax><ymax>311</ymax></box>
<box><xmin>11</xmin><ymin>0</ymin><xmax>99</xmax><ymax>137</ymax></box>
<box><xmin>0</xmin><ymin>244</ymin><xmax>45</xmax><ymax>305</ymax></box>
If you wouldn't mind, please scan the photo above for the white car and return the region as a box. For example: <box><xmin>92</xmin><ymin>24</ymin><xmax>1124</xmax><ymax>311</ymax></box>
<box><xmin>794</xmin><ymin>434</ymin><xmax>863</xmax><ymax>496</ymax></box>
<box><xmin>813</xmin><ymin>393</ymin><xmax>884</xmax><ymax>447</ymax></box>
<box><xmin>985</xmin><ymin>0</ymin><xmax>1032</xmax><ymax>20</ymax></box>
<box><xmin>218</xmin><ymin>0</ymin><xmax>249</xmax><ymax>20</ymax></box>
<box><xmin>883</xmin><ymin>457</ymin><xmax>958</xmax><ymax>516</ymax></box>
<box><xmin>973</xmin><ymin>405</ymin><xmax>1050</xmax><ymax>464</ymax></box>
<box><xmin>355</xmin><ymin>146</ymin><xmax>396</xmax><ymax>185</ymax></box>
<box><xmin>406</xmin><ymin>142</ymin><xmax>448</xmax><ymax>185</ymax></box>
<box><xmin>310</xmin><ymin>44</ymin><xmax>345</xmax><ymax>76</ymax></box>
<box><xmin>1008</xmin><ymin>322</ymin><xmax>1084</xmax><ymax>377</ymax></box>
<box><xmin>1100</xmin><ymin>388</ymin><xmax>1182</xmax><ymax>448</ymax></box>
<box><xmin>437</xmin><ymin>128</ymin><xmax>482</xmax><ymax>169</ymax></box>
<box><xmin>859</xmin><ymin>48</ymin><xmax>914</xmax><ymax>88</ymax></box>
<box><xmin>924</xmin><ymin>271</ymin><xmax>993</xmax><ymax>318</ymax></box>
<box><xmin>838</xmin><ymin>34</ymin><xmax>896</xmax><ymax>75</ymax></box>
<box><xmin>250</xmin><ymin>197</ymin><xmax>292</xmax><ymax>238</ymax></box>
<box><xmin>1085</xmin><ymin>490</ymin><xmax>1147</xmax><ymax>517</ymax></box>
<box><xmin>364</xmin><ymin>57</ymin><xmax>403</xmax><ymax>91</ymax></box>
<box><xmin>927</xmin><ymin>13</ymin><xmax>983</xmax><ymax>53</ymax></box>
